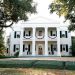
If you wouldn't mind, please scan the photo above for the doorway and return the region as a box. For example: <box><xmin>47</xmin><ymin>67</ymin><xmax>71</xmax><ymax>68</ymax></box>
<box><xmin>38</xmin><ymin>46</ymin><xmax>43</xmax><ymax>55</ymax></box>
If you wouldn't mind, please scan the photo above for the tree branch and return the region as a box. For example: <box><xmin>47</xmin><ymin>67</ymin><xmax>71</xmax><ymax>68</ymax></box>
<box><xmin>0</xmin><ymin>21</ymin><xmax>13</xmax><ymax>28</ymax></box>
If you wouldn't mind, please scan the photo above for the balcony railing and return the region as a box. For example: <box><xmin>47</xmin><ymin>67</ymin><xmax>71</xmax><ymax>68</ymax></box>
<box><xmin>48</xmin><ymin>34</ymin><xmax>57</xmax><ymax>39</ymax></box>
<box><xmin>36</xmin><ymin>35</ymin><xmax>44</xmax><ymax>39</ymax></box>
<box><xmin>24</xmin><ymin>36</ymin><xmax>32</xmax><ymax>39</ymax></box>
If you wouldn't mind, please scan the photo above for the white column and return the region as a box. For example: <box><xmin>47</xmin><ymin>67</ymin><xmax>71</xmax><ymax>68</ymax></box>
<box><xmin>32</xmin><ymin>27</ymin><xmax>36</xmax><ymax>56</ymax></box>
<box><xmin>45</xmin><ymin>27</ymin><xmax>48</xmax><ymax>56</ymax></box>
<box><xmin>19</xmin><ymin>28</ymin><xmax>23</xmax><ymax>56</ymax></box>
<box><xmin>57</xmin><ymin>27</ymin><xmax>61</xmax><ymax>56</ymax></box>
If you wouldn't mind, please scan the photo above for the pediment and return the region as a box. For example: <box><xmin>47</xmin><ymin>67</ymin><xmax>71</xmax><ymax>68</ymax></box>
<box><xmin>23</xmin><ymin>16</ymin><xmax>60</xmax><ymax>24</ymax></box>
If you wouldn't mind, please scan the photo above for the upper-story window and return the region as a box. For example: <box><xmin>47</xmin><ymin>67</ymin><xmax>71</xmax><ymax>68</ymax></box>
<box><xmin>38</xmin><ymin>31</ymin><xmax>42</xmax><ymax>36</ymax></box>
<box><xmin>50</xmin><ymin>31</ymin><xmax>57</xmax><ymax>36</ymax></box>
<box><xmin>60</xmin><ymin>31</ymin><xmax>68</xmax><ymax>38</ymax></box>
<box><xmin>14</xmin><ymin>31</ymin><xmax>20</xmax><ymax>38</ymax></box>
<box><xmin>23</xmin><ymin>31</ymin><xmax>32</xmax><ymax>36</ymax></box>
<box><xmin>13</xmin><ymin>44</ymin><xmax>20</xmax><ymax>52</ymax></box>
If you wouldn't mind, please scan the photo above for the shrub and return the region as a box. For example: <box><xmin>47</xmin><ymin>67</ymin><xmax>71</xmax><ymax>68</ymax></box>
<box><xmin>14</xmin><ymin>51</ymin><xmax>19</xmax><ymax>57</ymax></box>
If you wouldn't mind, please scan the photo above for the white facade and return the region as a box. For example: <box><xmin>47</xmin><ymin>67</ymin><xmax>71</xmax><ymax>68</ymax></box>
<box><xmin>7</xmin><ymin>17</ymin><xmax>72</xmax><ymax>56</ymax></box>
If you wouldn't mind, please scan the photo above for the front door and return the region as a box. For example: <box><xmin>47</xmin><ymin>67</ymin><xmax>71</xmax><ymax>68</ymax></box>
<box><xmin>38</xmin><ymin>46</ymin><xmax>43</xmax><ymax>55</ymax></box>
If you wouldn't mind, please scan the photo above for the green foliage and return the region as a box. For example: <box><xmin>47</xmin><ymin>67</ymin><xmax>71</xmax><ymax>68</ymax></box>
<box><xmin>3</xmin><ymin>0</ymin><xmax>36</xmax><ymax>21</ymax></box>
<box><xmin>49</xmin><ymin>0</ymin><xmax>75</xmax><ymax>31</ymax></box>
<box><xmin>0</xmin><ymin>60</ymin><xmax>75</xmax><ymax>70</ymax></box>
<box><xmin>0</xmin><ymin>56</ymin><xmax>16</xmax><ymax>59</ymax></box>
<box><xmin>14</xmin><ymin>51</ymin><xmax>19</xmax><ymax>57</ymax></box>
<box><xmin>0</xmin><ymin>0</ymin><xmax>36</xmax><ymax>28</ymax></box>
<box><xmin>0</xmin><ymin>30</ymin><xmax>5</xmax><ymax>56</ymax></box>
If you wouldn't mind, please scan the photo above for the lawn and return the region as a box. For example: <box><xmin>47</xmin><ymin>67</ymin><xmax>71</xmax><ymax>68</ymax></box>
<box><xmin>0</xmin><ymin>68</ymin><xmax>75</xmax><ymax>75</ymax></box>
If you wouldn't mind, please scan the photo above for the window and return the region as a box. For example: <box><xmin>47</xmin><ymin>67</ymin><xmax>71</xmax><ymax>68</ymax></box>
<box><xmin>60</xmin><ymin>44</ymin><xmax>68</xmax><ymax>52</ymax></box>
<box><xmin>53</xmin><ymin>45</ymin><xmax>57</xmax><ymax>51</ymax></box>
<box><xmin>38</xmin><ymin>31</ymin><xmax>42</xmax><ymax>36</ymax></box>
<box><xmin>60</xmin><ymin>31</ymin><xmax>68</xmax><ymax>38</ymax></box>
<box><xmin>50</xmin><ymin>31</ymin><xmax>56</xmax><ymax>36</ymax></box>
<box><xmin>14</xmin><ymin>31</ymin><xmax>20</xmax><ymax>38</ymax></box>
<box><xmin>13</xmin><ymin>44</ymin><xmax>20</xmax><ymax>52</ymax></box>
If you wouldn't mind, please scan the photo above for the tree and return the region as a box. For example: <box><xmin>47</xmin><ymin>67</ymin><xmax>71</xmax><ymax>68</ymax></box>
<box><xmin>49</xmin><ymin>0</ymin><xmax>75</xmax><ymax>31</ymax></box>
<box><xmin>0</xmin><ymin>0</ymin><xmax>36</xmax><ymax>56</ymax></box>
<box><xmin>0</xmin><ymin>0</ymin><xmax>36</xmax><ymax>30</ymax></box>
<box><xmin>0</xmin><ymin>30</ymin><xmax>5</xmax><ymax>56</ymax></box>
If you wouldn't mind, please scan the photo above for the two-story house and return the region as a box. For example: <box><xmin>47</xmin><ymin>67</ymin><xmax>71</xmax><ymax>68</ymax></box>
<box><xmin>6</xmin><ymin>17</ymin><xmax>72</xmax><ymax>56</ymax></box>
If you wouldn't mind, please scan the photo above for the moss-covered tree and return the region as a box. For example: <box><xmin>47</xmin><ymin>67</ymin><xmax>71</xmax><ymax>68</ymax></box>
<box><xmin>0</xmin><ymin>30</ymin><xmax>5</xmax><ymax>56</ymax></box>
<box><xmin>0</xmin><ymin>0</ymin><xmax>36</xmax><ymax>55</ymax></box>
<box><xmin>49</xmin><ymin>0</ymin><xmax>75</xmax><ymax>31</ymax></box>
<box><xmin>0</xmin><ymin>0</ymin><xmax>36</xmax><ymax>29</ymax></box>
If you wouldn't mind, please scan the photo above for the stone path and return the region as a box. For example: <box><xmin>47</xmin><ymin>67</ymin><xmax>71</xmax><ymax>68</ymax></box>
<box><xmin>0</xmin><ymin>57</ymin><xmax>75</xmax><ymax>61</ymax></box>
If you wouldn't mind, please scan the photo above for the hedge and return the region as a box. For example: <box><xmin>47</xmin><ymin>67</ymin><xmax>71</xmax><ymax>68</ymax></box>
<box><xmin>0</xmin><ymin>60</ymin><xmax>75</xmax><ymax>70</ymax></box>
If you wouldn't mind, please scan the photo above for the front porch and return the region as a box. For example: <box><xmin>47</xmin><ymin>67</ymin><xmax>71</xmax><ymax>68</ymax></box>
<box><xmin>19</xmin><ymin>41</ymin><xmax>61</xmax><ymax>56</ymax></box>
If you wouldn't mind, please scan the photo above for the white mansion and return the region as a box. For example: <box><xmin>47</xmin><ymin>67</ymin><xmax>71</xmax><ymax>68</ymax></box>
<box><xmin>7</xmin><ymin>17</ymin><xmax>72</xmax><ymax>56</ymax></box>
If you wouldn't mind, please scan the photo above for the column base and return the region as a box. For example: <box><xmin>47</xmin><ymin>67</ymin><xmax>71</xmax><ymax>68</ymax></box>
<box><xmin>19</xmin><ymin>53</ymin><xmax>23</xmax><ymax>56</ymax></box>
<box><xmin>57</xmin><ymin>53</ymin><xmax>61</xmax><ymax>57</ymax></box>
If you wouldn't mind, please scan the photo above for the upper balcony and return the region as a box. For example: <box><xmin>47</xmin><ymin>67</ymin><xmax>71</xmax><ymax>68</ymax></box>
<box><xmin>23</xmin><ymin>27</ymin><xmax>57</xmax><ymax>41</ymax></box>
<box><xmin>23</xmin><ymin>28</ymin><xmax>32</xmax><ymax>40</ymax></box>
<box><xmin>48</xmin><ymin>28</ymin><xmax>57</xmax><ymax>41</ymax></box>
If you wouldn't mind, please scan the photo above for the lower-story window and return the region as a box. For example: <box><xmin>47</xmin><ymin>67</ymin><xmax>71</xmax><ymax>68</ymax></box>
<box><xmin>13</xmin><ymin>44</ymin><xmax>20</xmax><ymax>52</ymax></box>
<box><xmin>48</xmin><ymin>44</ymin><xmax>57</xmax><ymax>55</ymax></box>
<box><xmin>23</xmin><ymin>44</ymin><xmax>31</xmax><ymax>55</ymax></box>
<box><xmin>60</xmin><ymin>44</ymin><xmax>68</xmax><ymax>52</ymax></box>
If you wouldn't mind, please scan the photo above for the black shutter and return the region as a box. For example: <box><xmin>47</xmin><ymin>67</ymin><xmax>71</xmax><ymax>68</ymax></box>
<box><xmin>14</xmin><ymin>31</ymin><xmax>16</xmax><ymax>38</ymax></box>
<box><xmin>60</xmin><ymin>44</ymin><xmax>62</xmax><ymax>52</ymax></box>
<box><xmin>13</xmin><ymin>45</ymin><xmax>16</xmax><ymax>52</ymax></box>
<box><xmin>29</xmin><ymin>31</ymin><xmax>31</xmax><ymax>36</ymax></box>
<box><xmin>65</xmin><ymin>31</ymin><xmax>68</xmax><ymax>38</ymax></box>
<box><xmin>66</xmin><ymin>44</ymin><xmax>68</xmax><ymax>52</ymax></box>
<box><xmin>7</xmin><ymin>48</ymin><xmax>8</xmax><ymax>53</ymax></box>
<box><xmin>23</xmin><ymin>45</ymin><xmax>25</xmax><ymax>52</ymax></box>
<box><xmin>51</xmin><ymin>44</ymin><xmax>54</xmax><ymax>54</ymax></box>
<box><xmin>23</xmin><ymin>31</ymin><xmax>25</xmax><ymax>37</ymax></box>
<box><xmin>50</xmin><ymin>31</ymin><xmax>52</xmax><ymax>36</ymax></box>
<box><xmin>28</xmin><ymin>44</ymin><xmax>30</xmax><ymax>52</ymax></box>
<box><xmin>60</xmin><ymin>31</ymin><xmax>62</xmax><ymax>38</ymax></box>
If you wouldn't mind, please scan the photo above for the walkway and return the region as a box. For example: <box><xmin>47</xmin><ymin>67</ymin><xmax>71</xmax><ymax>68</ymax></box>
<box><xmin>0</xmin><ymin>57</ymin><xmax>75</xmax><ymax>61</ymax></box>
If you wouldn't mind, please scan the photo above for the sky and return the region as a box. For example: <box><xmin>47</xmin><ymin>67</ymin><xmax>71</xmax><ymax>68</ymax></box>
<box><xmin>5</xmin><ymin>0</ymin><xmax>75</xmax><ymax>36</ymax></box>
<box><xmin>29</xmin><ymin>0</ymin><xmax>65</xmax><ymax>22</ymax></box>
